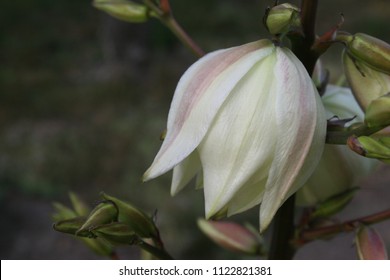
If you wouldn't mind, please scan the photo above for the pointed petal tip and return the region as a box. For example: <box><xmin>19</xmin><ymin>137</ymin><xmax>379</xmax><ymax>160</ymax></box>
<box><xmin>170</xmin><ymin>187</ymin><xmax>179</xmax><ymax>197</ymax></box>
<box><xmin>259</xmin><ymin>218</ymin><xmax>271</xmax><ymax>234</ymax></box>
<box><xmin>142</xmin><ymin>162</ymin><xmax>167</xmax><ymax>183</ymax></box>
<box><xmin>258</xmin><ymin>200</ymin><xmax>281</xmax><ymax>233</ymax></box>
<box><xmin>142</xmin><ymin>168</ymin><xmax>153</xmax><ymax>183</ymax></box>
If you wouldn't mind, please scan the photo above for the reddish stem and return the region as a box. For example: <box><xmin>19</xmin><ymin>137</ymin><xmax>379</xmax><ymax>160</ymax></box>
<box><xmin>296</xmin><ymin>208</ymin><xmax>390</xmax><ymax>246</ymax></box>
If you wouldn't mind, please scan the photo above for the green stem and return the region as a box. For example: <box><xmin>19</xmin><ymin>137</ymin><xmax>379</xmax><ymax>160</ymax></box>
<box><xmin>326</xmin><ymin>124</ymin><xmax>385</xmax><ymax>144</ymax></box>
<box><xmin>137</xmin><ymin>240</ymin><xmax>174</xmax><ymax>260</ymax></box>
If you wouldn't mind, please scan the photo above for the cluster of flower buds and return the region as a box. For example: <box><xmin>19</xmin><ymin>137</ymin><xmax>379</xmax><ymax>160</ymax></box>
<box><xmin>53</xmin><ymin>192</ymin><xmax>162</xmax><ymax>257</ymax></box>
<box><xmin>52</xmin><ymin>192</ymin><xmax>114</xmax><ymax>257</ymax></box>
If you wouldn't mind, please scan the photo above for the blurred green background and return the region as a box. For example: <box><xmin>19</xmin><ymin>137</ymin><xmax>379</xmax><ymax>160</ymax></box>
<box><xmin>1</xmin><ymin>0</ymin><xmax>390</xmax><ymax>259</ymax></box>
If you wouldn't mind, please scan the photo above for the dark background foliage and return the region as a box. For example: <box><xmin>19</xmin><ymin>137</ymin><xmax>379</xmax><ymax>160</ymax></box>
<box><xmin>1</xmin><ymin>0</ymin><xmax>389</xmax><ymax>259</ymax></box>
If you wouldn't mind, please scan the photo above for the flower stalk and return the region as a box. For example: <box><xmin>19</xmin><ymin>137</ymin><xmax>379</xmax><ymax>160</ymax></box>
<box><xmin>137</xmin><ymin>239</ymin><xmax>174</xmax><ymax>260</ymax></box>
<box><xmin>295</xmin><ymin>208</ymin><xmax>390</xmax><ymax>246</ymax></box>
<box><xmin>143</xmin><ymin>0</ymin><xmax>204</xmax><ymax>57</ymax></box>
<box><xmin>268</xmin><ymin>196</ymin><xmax>296</xmax><ymax>259</ymax></box>
<box><xmin>288</xmin><ymin>0</ymin><xmax>319</xmax><ymax>75</ymax></box>
<box><xmin>268</xmin><ymin>0</ymin><xmax>320</xmax><ymax>260</ymax></box>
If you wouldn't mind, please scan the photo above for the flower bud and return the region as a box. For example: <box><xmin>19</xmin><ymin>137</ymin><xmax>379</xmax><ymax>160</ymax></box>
<box><xmin>197</xmin><ymin>219</ymin><xmax>262</xmax><ymax>255</ymax></box>
<box><xmin>52</xmin><ymin>195</ymin><xmax>116</xmax><ymax>257</ymax></box>
<box><xmin>92</xmin><ymin>222</ymin><xmax>138</xmax><ymax>245</ymax></box>
<box><xmin>100</xmin><ymin>192</ymin><xmax>158</xmax><ymax>238</ymax></box>
<box><xmin>342</xmin><ymin>34</ymin><xmax>390</xmax><ymax>110</ymax></box>
<box><xmin>310</xmin><ymin>187</ymin><xmax>359</xmax><ymax>220</ymax></box>
<box><xmin>265</xmin><ymin>3</ymin><xmax>300</xmax><ymax>35</ymax></box>
<box><xmin>345</xmin><ymin>33</ymin><xmax>390</xmax><ymax>74</ymax></box>
<box><xmin>350</xmin><ymin>135</ymin><xmax>390</xmax><ymax>160</ymax></box>
<box><xmin>53</xmin><ymin>217</ymin><xmax>90</xmax><ymax>237</ymax></box>
<box><xmin>356</xmin><ymin>225</ymin><xmax>388</xmax><ymax>260</ymax></box>
<box><xmin>77</xmin><ymin>201</ymin><xmax>118</xmax><ymax>235</ymax></box>
<box><xmin>348</xmin><ymin>136</ymin><xmax>390</xmax><ymax>164</ymax></box>
<box><xmin>365</xmin><ymin>93</ymin><xmax>390</xmax><ymax>128</ymax></box>
<box><xmin>93</xmin><ymin>0</ymin><xmax>149</xmax><ymax>23</ymax></box>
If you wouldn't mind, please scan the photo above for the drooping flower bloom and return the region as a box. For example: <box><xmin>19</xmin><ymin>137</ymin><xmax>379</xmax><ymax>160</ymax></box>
<box><xmin>143</xmin><ymin>39</ymin><xmax>326</xmax><ymax>231</ymax></box>
<box><xmin>297</xmin><ymin>85</ymin><xmax>378</xmax><ymax>206</ymax></box>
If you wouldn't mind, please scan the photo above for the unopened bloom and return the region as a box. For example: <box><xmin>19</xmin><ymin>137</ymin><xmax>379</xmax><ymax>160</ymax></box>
<box><xmin>143</xmin><ymin>39</ymin><xmax>326</xmax><ymax>231</ymax></box>
<box><xmin>342</xmin><ymin>33</ymin><xmax>390</xmax><ymax>110</ymax></box>
<box><xmin>297</xmin><ymin>85</ymin><xmax>378</xmax><ymax>206</ymax></box>
<box><xmin>265</xmin><ymin>3</ymin><xmax>301</xmax><ymax>36</ymax></box>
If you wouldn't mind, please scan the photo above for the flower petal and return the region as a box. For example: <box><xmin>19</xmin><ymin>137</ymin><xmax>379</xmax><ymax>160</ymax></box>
<box><xmin>226</xmin><ymin>177</ymin><xmax>267</xmax><ymax>216</ymax></box>
<box><xmin>259</xmin><ymin>48</ymin><xmax>326</xmax><ymax>232</ymax></box>
<box><xmin>171</xmin><ymin>151</ymin><xmax>201</xmax><ymax>195</ymax></box>
<box><xmin>297</xmin><ymin>86</ymin><xmax>378</xmax><ymax>206</ymax></box>
<box><xmin>198</xmin><ymin>50</ymin><xmax>278</xmax><ymax>218</ymax></box>
<box><xmin>143</xmin><ymin>40</ymin><xmax>274</xmax><ymax>181</ymax></box>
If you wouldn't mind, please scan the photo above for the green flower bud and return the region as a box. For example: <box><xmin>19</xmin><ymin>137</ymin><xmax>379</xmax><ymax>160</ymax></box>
<box><xmin>92</xmin><ymin>222</ymin><xmax>138</xmax><ymax>245</ymax></box>
<box><xmin>100</xmin><ymin>192</ymin><xmax>158</xmax><ymax>238</ymax></box>
<box><xmin>265</xmin><ymin>3</ymin><xmax>300</xmax><ymax>36</ymax></box>
<box><xmin>365</xmin><ymin>93</ymin><xmax>390</xmax><ymax>128</ymax></box>
<box><xmin>93</xmin><ymin>0</ymin><xmax>150</xmax><ymax>23</ymax></box>
<box><xmin>53</xmin><ymin>216</ymin><xmax>116</xmax><ymax>256</ymax></box>
<box><xmin>310</xmin><ymin>187</ymin><xmax>359</xmax><ymax>220</ymax></box>
<box><xmin>53</xmin><ymin>217</ymin><xmax>90</xmax><ymax>237</ymax></box>
<box><xmin>356</xmin><ymin>225</ymin><xmax>388</xmax><ymax>260</ymax></box>
<box><xmin>348</xmin><ymin>136</ymin><xmax>390</xmax><ymax>163</ymax></box>
<box><xmin>197</xmin><ymin>219</ymin><xmax>262</xmax><ymax>255</ymax></box>
<box><xmin>342</xmin><ymin>33</ymin><xmax>390</xmax><ymax>110</ymax></box>
<box><xmin>343</xmin><ymin>51</ymin><xmax>390</xmax><ymax>110</ymax></box>
<box><xmin>77</xmin><ymin>201</ymin><xmax>118</xmax><ymax>235</ymax></box>
<box><xmin>345</xmin><ymin>33</ymin><xmax>390</xmax><ymax>74</ymax></box>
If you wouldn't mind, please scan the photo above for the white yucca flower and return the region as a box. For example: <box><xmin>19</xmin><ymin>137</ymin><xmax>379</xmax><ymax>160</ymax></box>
<box><xmin>297</xmin><ymin>85</ymin><xmax>379</xmax><ymax>206</ymax></box>
<box><xmin>143</xmin><ymin>39</ymin><xmax>326</xmax><ymax>231</ymax></box>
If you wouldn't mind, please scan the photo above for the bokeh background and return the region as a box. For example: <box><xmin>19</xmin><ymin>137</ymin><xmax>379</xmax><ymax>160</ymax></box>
<box><xmin>1</xmin><ymin>0</ymin><xmax>390</xmax><ymax>259</ymax></box>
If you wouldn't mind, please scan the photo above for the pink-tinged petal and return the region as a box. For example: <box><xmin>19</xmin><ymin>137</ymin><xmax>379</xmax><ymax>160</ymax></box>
<box><xmin>143</xmin><ymin>40</ymin><xmax>274</xmax><ymax>181</ymax></box>
<box><xmin>259</xmin><ymin>48</ymin><xmax>326</xmax><ymax>232</ymax></box>
<box><xmin>197</xmin><ymin>219</ymin><xmax>261</xmax><ymax>254</ymax></box>
<box><xmin>198</xmin><ymin>50</ymin><xmax>278</xmax><ymax>218</ymax></box>
<box><xmin>356</xmin><ymin>226</ymin><xmax>388</xmax><ymax>260</ymax></box>
<box><xmin>297</xmin><ymin>86</ymin><xmax>378</xmax><ymax>206</ymax></box>
<box><xmin>171</xmin><ymin>151</ymin><xmax>201</xmax><ymax>196</ymax></box>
